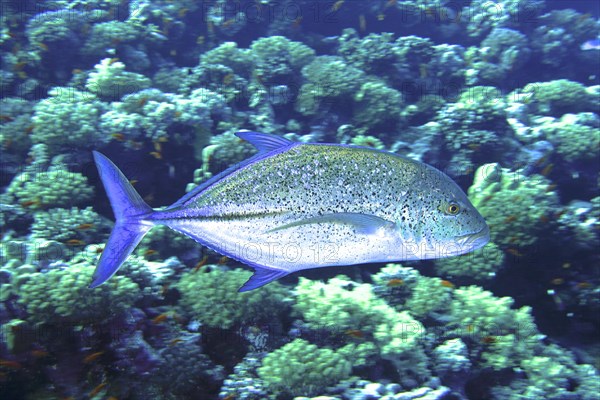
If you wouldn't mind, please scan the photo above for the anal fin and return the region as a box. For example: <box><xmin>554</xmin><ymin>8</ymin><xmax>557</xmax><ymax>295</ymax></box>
<box><xmin>239</xmin><ymin>267</ymin><xmax>289</xmax><ymax>292</ymax></box>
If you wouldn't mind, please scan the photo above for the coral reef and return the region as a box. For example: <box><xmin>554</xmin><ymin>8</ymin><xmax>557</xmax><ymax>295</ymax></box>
<box><xmin>0</xmin><ymin>0</ymin><xmax>598</xmax><ymax>398</ymax></box>
<box><xmin>176</xmin><ymin>265</ymin><xmax>289</xmax><ymax>329</ymax></box>
<box><xmin>468</xmin><ymin>163</ymin><xmax>559</xmax><ymax>248</ymax></box>
<box><xmin>14</xmin><ymin>255</ymin><xmax>140</xmax><ymax>325</ymax></box>
<box><xmin>257</xmin><ymin>338</ymin><xmax>351</xmax><ymax>397</ymax></box>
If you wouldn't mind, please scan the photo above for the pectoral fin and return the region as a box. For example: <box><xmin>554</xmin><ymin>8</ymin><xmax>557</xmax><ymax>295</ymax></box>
<box><xmin>268</xmin><ymin>212</ymin><xmax>395</xmax><ymax>235</ymax></box>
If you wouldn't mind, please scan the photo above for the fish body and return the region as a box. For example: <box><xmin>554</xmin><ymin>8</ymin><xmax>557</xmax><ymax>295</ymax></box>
<box><xmin>92</xmin><ymin>131</ymin><xmax>489</xmax><ymax>291</ymax></box>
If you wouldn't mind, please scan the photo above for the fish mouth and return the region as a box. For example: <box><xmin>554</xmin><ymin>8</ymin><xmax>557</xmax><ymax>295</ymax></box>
<box><xmin>455</xmin><ymin>225</ymin><xmax>490</xmax><ymax>250</ymax></box>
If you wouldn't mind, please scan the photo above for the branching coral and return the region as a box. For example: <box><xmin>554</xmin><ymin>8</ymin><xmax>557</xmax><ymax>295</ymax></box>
<box><xmin>257</xmin><ymin>338</ymin><xmax>351</xmax><ymax>397</ymax></box>
<box><xmin>434</xmin><ymin>242</ymin><xmax>505</xmax><ymax>281</ymax></box>
<box><xmin>176</xmin><ymin>265</ymin><xmax>289</xmax><ymax>329</ymax></box>
<box><xmin>294</xmin><ymin>275</ymin><xmax>428</xmax><ymax>379</ymax></box>
<box><xmin>7</xmin><ymin>160</ymin><xmax>94</xmax><ymax>211</ymax></box>
<box><xmin>468</xmin><ymin>163</ymin><xmax>559</xmax><ymax>248</ymax></box>
<box><xmin>31</xmin><ymin>87</ymin><xmax>106</xmax><ymax>155</ymax></box>
<box><xmin>14</xmin><ymin>256</ymin><xmax>140</xmax><ymax>324</ymax></box>
<box><xmin>86</xmin><ymin>58</ymin><xmax>151</xmax><ymax>101</ymax></box>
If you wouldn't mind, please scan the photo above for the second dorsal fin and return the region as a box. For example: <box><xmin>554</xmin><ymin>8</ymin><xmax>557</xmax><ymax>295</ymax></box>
<box><xmin>235</xmin><ymin>131</ymin><xmax>294</xmax><ymax>153</ymax></box>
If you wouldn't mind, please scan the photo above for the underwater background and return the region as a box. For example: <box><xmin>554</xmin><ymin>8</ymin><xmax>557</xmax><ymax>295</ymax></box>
<box><xmin>0</xmin><ymin>0</ymin><xmax>599</xmax><ymax>399</ymax></box>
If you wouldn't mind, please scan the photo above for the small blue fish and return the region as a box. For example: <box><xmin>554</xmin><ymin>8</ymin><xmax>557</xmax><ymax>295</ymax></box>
<box><xmin>91</xmin><ymin>131</ymin><xmax>489</xmax><ymax>292</ymax></box>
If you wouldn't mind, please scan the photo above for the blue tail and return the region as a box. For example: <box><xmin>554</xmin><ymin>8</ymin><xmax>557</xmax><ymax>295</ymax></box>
<box><xmin>90</xmin><ymin>151</ymin><xmax>153</xmax><ymax>288</ymax></box>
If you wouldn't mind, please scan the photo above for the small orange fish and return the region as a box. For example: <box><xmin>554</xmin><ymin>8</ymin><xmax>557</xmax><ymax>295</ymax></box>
<box><xmin>331</xmin><ymin>0</ymin><xmax>345</xmax><ymax>12</ymax></box>
<box><xmin>218</xmin><ymin>256</ymin><xmax>229</xmax><ymax>265</ymax></box>
<box><xmin>157</xmin><ymin>136</ymin><xmax>169</xmax><ymax>143</ymax></box>
<box><xmin>95</xmin><ymin>246</ymin><xmax>104</xmax><ymax>254</ymax></box>
<box><xmin>545</xmin><ymin>183</ymin><xmax>557</xmax><ymax>192</ymax></box>
<box><xmin>129</xmin><ymin>179</ymin><xmax>138</xmax><ymax>186</ymax></box>
<box><xmin>481</xmin><ymin>335</ymin><xmax>497</xmax><ymax>344</ymax></box>
<box><xmin>88</xmin><ymin>382</ymin><xmax>107</xmax><ymax>397</ymax></box>
<box><xmin>144</xmin><ymin>249</ymin><xmax>157</xmax><ymax>256</ymax></box>
<box><xmin>178</xmin><ymin>7</ymin><xmax>189</xmax><ymax>18</ymax></box>
<box><xmin>24</xmin><ymin>125</ymin><xmax>35</xmax><ymax>134</ymax></box>
<box><xmin>174</xmin><ymin>111</ymin><xmax>182</xmax><ymax>118</ymax></box>
<box><xmin>193</xmin><ymin>255</ymin><xmax>209</xmax><ymax>272</ymax></box>
<box><xmin>17</xmin><ymin>71</ymin><xmax>28</xmax><ymax>79</ymax></box>
<box><xmin>292</xmin><ymin>16</ymin><xmax>303</xmax><ymax>29</ymax></box>
<box><xmin>138</xmin><ymin>97</ymin><xmax>149</xmax><ymax>106</ymax></box>
<box><xmin>83</xmin><ymin>351</ymin><xmax>104</xmax><ymax>364</ymax></box>
<box><xmin>169</xmin><ymin>338</ymin><xmax>184</xmax><ymax>346</ymax></box>
<box><xmin>385</xmin><ymin>0</ymin><xmax>398</xmax><ymax>8</ymax></box>
<box><xmin>377</xmin><ymin>13</ymin><xmax>385</xmax><ymax>21</ymax></box>
<box><xmin>66</xmin><ymin>239</ymin><xmax>85</xmax><ymax>246</ymax></box>
<box><xmin>0</xmin><ymin>359</ymin><xmax>22</xmax><ymax>369</ymax></box>
<box><xmin>345</xmin><ymin>329</ymin><xmax>364</xmax><ymax>339</ymax></box>
<box><xmin>107</xmin><ymin>57</ymin><xmax>120</xmax><ymax>65</ymax></box>
<box><xmin>466</xmin><ymin>324</ymin><xmax>475</xmax><ymax>333</ymax></box>
<box><xmin>72</xmin><ymin>68</ymin><xmax>83</xmax><ymax>75</ymax></box>
<box><xmin>506</xmin><ymin>248</ymin><xmax>524</xmax><ymax>257</ymax></box>
<box><xmin>76</xmin><ymin>223</ymin><xmax>94</xmax><ymax>230</ymax></box>
<box><xmin>12</xmin><ymin>61</ymin><xmax>27</xmax><ymax>71</ymax></box>
<box><xmin>149</xmin><ymin>151</ymin><xmax>162</xmax><ymax>160</ymax></box>
<box><xmin>551</xmin><ymin>278</ymin><xmax>564</xmax><ymax>285</ymax></box>
<box><xmin>539</xmin><ymin>214</ymin><xmax>550</xmax><ymax>223</ymax></box>
<box><xmin>576</xmin><ymin>282</ymin><xmax>592</xmax><ymax>290</ymax></box>
<box><xmin>152</xmin><ymin>313</ymin><xmax>169</xmax><ymax>324</ymax></box>
<box><xmin>31</xmin><ymin>349</ymin><xmax>49</xmax><ymax>358</ymax></box>
<box><xmin>541</xmin><ymin>163</ymin><xmax>554</xmax><ymax>177</ymax></box>
<box><xmin>153</xmin><ymin>141</ymin><xmax>162</xmax><ymax>152</ymax></box>
<box><xmin>0</xmin><ymin>115</ymin><xmax>14</xmax><ymax>122</ymax></box>
<box><xmin>222</xmin><ymin>394</ymin><xmax>236</xmax><ymax>400</ymax></box>
<box><xmin>37</xmin><ymin>42</ymin><xmax>48</xmax><ymax>51</ymax></box>
<box><xmin>111</xmin><ymin>133</ymin><xmax>125</xmax><ymax>142</ymax></box>
<box><xmin>386</xmin><ymin>278</ymin><xmax>404</xmax><ymax>287</ymax></box>
<box><xmin>554</xmin><ymin>209</ymin><xmax>567</xmax><ymax>219</ymax></box>
<box><xmin>223</xmin><ymin>73</ymin><xmax>234</xmax><ymax>85</ymax></box>
<box><xmin>222</xmin><ymin>19</ymin><xmax>235</xmax><ymax>29</ymax></box>
<box><xmin>440</xmin><ymin>280</ymin><xmax>455</xmax><ymax>288</ymax></box>
<box><xmin>504</xmin><ymin>215</ymin><xmax>517</xmax><ymax>223</ymax></box>
<box><xmin>107</xmin><ymin>397</ymin><xmax>118</xmax><ymax>400</ymax></box>
<box><xmin>20</xmin><ymin>200</ymin><xmax>40</xmax><ymax>208</ymax></box>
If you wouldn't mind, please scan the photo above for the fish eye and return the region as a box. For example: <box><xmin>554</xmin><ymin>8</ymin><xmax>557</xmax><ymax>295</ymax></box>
<box><xmin>446</xmin><ymin>203</ymin><xmax>461</xmax><ymax>215</ymax></box>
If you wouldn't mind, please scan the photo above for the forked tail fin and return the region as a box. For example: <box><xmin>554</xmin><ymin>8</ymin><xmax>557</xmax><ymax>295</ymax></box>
<box><xmin>90</xmin><ymin>151</ymin><xmax>153</xmax><ymax>288</ymax></box>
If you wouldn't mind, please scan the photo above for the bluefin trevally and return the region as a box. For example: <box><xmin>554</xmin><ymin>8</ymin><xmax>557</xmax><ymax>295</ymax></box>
<box><xmin>91</xmin><ymin>131</ymin><xmax>489</xmax><ymax>292</ymax></box>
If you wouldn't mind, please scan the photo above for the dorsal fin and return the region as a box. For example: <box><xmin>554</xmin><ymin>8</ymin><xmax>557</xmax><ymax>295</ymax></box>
<box><xmin>235</xmin><ymin>131</ymin><xmax>294</xmax><ymax>153</ymax></box>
